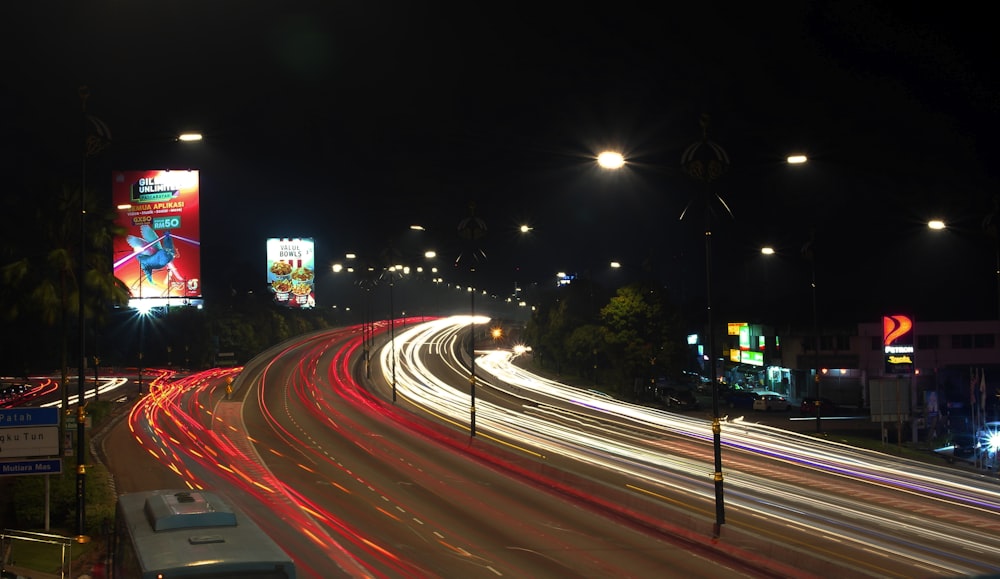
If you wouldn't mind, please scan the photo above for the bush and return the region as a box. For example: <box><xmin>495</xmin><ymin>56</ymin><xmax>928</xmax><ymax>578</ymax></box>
<box><xmin>12</xmin><ymin>461</ymin><xmax>116</xmax><ymax>538</ymax></box>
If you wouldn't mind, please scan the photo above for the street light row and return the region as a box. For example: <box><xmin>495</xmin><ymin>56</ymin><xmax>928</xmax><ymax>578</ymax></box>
<box><xmin>596</xmin><ymin>151</ymin><xmax>809</xmax><ymax>169</ymax></box>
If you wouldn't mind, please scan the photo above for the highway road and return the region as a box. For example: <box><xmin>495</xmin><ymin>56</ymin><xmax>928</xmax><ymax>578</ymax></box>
<box><xmin>92</xmin><ymin>315</ymin><xmax>1000</xmax><ymax>577</ymax></box>
<box><xmin>113</xmin><ymin>323</ymin><xmax>770</xmax><ymax>578</ymax></box>
<box><xmin>379</xmin><ymin>316</ymin><xmax>1000</xmax><ymax>578</ymax></box>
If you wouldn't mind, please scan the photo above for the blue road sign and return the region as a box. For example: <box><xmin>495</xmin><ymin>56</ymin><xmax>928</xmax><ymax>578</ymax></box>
<box><xmin>0</xmin><ymin>407</ymin><xmax>59</xmax><ymax>428</ymax></box>
<box><xmin>0</xmin><ymin>458</ymin><xmax>62</xmax><ymax>476</ymax></box>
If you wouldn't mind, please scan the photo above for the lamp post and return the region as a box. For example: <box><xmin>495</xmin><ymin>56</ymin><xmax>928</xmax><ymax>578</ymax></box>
<box><xmin>809</xmin><ymin>234</ymin><xmax>822</xmax><ymax>433</ymax></box>
<box><xmin>335</xmin><ymin>254</ymin><xmax>377</xmax><ymax>379</ymax></box>
<box><xmin>679</xmin><ymin>115</ymin><xmax>730</xmax><ymax>532</ymax></box>
<box><xmin>77</xmin><ymin>86</ymin><xmax>95</xmax><ymax>543</ymax></box>
<box><xmin>761</xmin><ymin>240</ymin><xmax>822</xmax><ymax>431</ymax></box>
<box><xmin>597</xmin><ymin>114</ymin><xmax>730</xmax><ymax>532</ymax></box>
<box><xmin>388</xmin><ymin>264</ymin><xmax>398</xmax><ymax>402</ymax></box>
<box><xmin>458</xmin><ymin>205</ymin><xmax>487</xmax><ymax>437</ymax></box>
<box><xmin>782</xmin><ymin>153</ymin><xmax>823</xmax><ymax>430</ymax></box>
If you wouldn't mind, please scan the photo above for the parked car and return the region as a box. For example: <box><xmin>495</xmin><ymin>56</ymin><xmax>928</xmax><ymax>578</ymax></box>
<box><xmin>725</xmin><ymin>389</ymin><xmax>759</xmax><ymax>409</ymax></box>
<box><xmin>753</xmin><ymin>393</ymin><xmax>791</xmax><ymax>412</ymax></box>
<box><xmin>934</xmin><ymin>431</ymin><xmax>980</xmax><ymax>464</ymax></box>
<box><xmin>660</xmin><ymin>388</ymin><xmax>699</xmax><ymax>411</ymax></box>
<box><xmin>951</xmin><ymin>432</ymin><xmax>979</xmax><ymax>460</ymax></box>
<box><xmin>800</xmin><ymin>397</ymin><xmax>836</xmax><ymax>415</ymax></box>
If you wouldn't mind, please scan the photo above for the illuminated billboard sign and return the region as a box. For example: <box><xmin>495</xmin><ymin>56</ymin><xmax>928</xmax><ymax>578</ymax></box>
<box><xmin>266</xmin><ymin>238</ymin><xmax>315</xmax><ymax>308</ymax></box>
<box><xmin>112</xmin><ymin>170</ymin><xmax>201</xmax><ymax>306</ymax></box>
<box><xmin>883</xmin><ymin>314</ymin><xmax>914</xmax><ymax>374</ymax></box>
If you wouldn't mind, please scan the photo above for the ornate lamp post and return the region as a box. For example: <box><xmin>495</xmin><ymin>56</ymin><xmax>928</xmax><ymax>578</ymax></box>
<box><xmin>679</xmin><ymin>113</ymin><xmax>731</xmax><ymax>532</ymax></box>
<box><xmin>598</xmin><ymin>114</ymin><xmax>731</xmax><ymax>533</ymax></box>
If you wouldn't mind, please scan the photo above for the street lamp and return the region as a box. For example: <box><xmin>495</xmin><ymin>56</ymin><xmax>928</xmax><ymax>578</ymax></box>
<box><xmin>927</xmin><ymin>216</ymin><xmax>1000</xmax><ymax>320</ymax></box>
<box><xmin>596</xmin><ymin>114</ymin><xmax>730</xmax><ymax>532</ymax></box>
<box><xmin>762</xmin><ymin>230</ymin><xmax>823</xmax><ymax>433</ymax></box>
<box><xmin>678</xmin><ymin>116</ymin><xmax>730</xmax><ymax>532</ymax></box>
<box><xmin>388</xmin><ymin>263</ymin><xmax>400</xmax><ymax>402</ymax></box>
<box><xmin>458</xmin><ymin>205</ymin><xmax>487</xmax><ymax>437</ymax></box>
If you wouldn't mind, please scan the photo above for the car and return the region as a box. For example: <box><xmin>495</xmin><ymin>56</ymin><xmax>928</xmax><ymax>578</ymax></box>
<box><xmin>660</xmin><ymin>388</ymin><xmax>699</xmax><ymax>410</ymax></box>
<box><xmin>935</xmin><ymin>431</ymin><xmax>981</xmax><ymax>464</ymax></box>
<box><xmin>800</xmin><ymin>397</ymin><xmax>836</xmax><ymax>415</ymax></box>
<box><xmin>951</xmin><ymin>432</ymin><xmax>979</xmax><ymax>459</ymax></box>
<box><xmin>753</xmin><ymin>393</ymin><xmax>791</xmax><ymax>412</ymax></box>
<box><xmin>725</xmin><ymin>389</ymin><xmax>759</xmax><ymax>409</ymax></box>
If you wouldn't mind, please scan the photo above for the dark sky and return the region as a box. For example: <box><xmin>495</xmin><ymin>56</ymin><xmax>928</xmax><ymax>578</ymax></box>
<box><xmin>3</xmin><ymin>2</ymin><xmax>999</xmax><ymax>326</ymax></box>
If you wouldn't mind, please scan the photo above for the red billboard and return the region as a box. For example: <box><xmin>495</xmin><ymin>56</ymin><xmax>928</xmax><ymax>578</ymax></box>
<box><xmin>112</xmin><ymin>170</ymin><xmax>202</xmax><ymax>304</ymax></box>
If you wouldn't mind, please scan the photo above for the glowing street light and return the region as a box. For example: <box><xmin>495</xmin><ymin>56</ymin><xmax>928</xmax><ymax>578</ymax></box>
<box><xmin>597</xmin><ymin>151</ymin><xmax>625</xmax><ymax>169</ymax></box>
<box><xmin>928</xmin><ymin>219</ymin><xmax>946</xmax><ymax>230</ymax></box>
<box><xmin>597</xmin><ymin>116</ymin><xmax>730</xmax><ymax>532</ymax></box>
<box><xmin>787</xmin><ymin>154</ymin><xmax>808</xmax><ymax>164</ymax></box>
<box><xmin>177</xmin><ymin>132</ymin><xmax>203</xmax><ymax>142</ymax></box>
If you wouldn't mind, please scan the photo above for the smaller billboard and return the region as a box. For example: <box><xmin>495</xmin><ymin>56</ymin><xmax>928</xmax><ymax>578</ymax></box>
<box><xmin>266</xmin><ymin>238</ymin><xmax>315</xmax><ymax>308</ymax></box>
<box><xmin>883</xmin><ymin>314</ymin><xmax>914</xmax><ymax>374</ymax></box>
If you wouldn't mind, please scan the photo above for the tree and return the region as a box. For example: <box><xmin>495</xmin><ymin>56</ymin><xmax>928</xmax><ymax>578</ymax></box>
<box><xmin>601</xmin><ymin>282</ymin><xmax>686</xmax><ymax>395</ymax></box>
<box><xmin>0</xmin><ymin>179</ymin><xmax>129</xmax><ymax>408</ymax></box>
<box><xmin>525</xmin><ymin>280</ymin><xmax>601</xmax><ymax>375</ymax></box>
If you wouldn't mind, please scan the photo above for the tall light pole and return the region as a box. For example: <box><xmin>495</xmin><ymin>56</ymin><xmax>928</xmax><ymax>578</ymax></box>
<box><xmin>75</xmin><ymin>87</ymin><xmax>115</xmax><ymax>542</ymax></box>
<box><xmin>806</xmin><ymin>229</ymin><xmax>822</xmax><ymax>433</ymax></box>
<box><xmin>679</xmin><ymin>115</ymin><xmax>730</xmax><ymax>532</ymax></box>
<box><xmin>76</xmin><ymin>86</ymin><xmax>93</xmax><ymax>544</ymax></box>
<box><xmin>458</xmin><ymin>205</ymin><xmax>487</xmax><ymax>437</ymax></box>
<box><xmin>786</xmin><ymin>154</ymin><xmax>823</xmax><ymax>432</ymax></box>
<box><xmin>597</xmin><ymin>114</ymin><xmax>731</xmax><ymax>533</ymax></box>
<box><xmin>388</xmin><ymin>264</ymin><xmax>398</xmax><ymax>402</ymax></box>
<box><xmin>760</xmin><ymin>240</ymin><xmax>822</xmax><ymax>428</ymax></box>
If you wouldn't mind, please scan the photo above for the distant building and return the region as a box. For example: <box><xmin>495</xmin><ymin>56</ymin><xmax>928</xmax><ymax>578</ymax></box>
<box><xmin>716</xmin><ymin>318</ymin><xmax>999</xmax><ymax>434</ymax></box>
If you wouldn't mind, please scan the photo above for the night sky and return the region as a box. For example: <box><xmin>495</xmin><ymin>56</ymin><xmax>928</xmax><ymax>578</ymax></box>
<box><xmin>3</xmin><ymin>2</ymin><xmax>998</xmax><ymax>326</ymax></box>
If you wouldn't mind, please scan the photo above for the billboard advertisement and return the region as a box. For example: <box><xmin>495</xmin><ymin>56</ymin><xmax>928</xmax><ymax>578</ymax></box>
<box><xmin>112</xmin><ymin>170</ymin><xmax>201</xmax><ymax>305</ymax></box>
<box><xmin>266</xmin><ymin>238</ymin><xmax>315</xmax><ymax>308</ymax></box>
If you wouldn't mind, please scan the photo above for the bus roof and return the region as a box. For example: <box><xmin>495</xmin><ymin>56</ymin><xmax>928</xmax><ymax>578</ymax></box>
<box><xmin>117</xmin><ymin>489</ymin><xmax>295</xmax><ymax>578</ymax></box>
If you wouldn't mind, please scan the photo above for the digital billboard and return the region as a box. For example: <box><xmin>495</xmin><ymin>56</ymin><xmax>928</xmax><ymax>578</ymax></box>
<box><xmin>112</xmin><ymin>170</ymin><xmax>202</xmax><ymax>306</ymax></box>
<box><xmin>266</xmin><ymin>238</ymin><xmax>315</xmax><ymax>308</ymax></box>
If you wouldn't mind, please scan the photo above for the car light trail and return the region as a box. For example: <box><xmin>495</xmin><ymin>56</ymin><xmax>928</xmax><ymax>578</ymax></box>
<box><xmin>376</xmin><ymin>316</ymin><xmax>1000</xmax><ymax>577</ymax></box>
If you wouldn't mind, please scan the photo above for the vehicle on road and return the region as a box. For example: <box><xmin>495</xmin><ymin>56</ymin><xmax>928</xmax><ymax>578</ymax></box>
<box><xmin>753</xmin><ymin>393</ymin><xmax>791</xmax><ymax>412</ymax></box>
<box><xmin>112</xmin><ymin>489</ymin><xmax>296</xmax><ymax>579</ymax></box>
<box><xmin>800</xmin><ymin>397</ymin><xmax>836</xmax><ymax>415</ymax></box>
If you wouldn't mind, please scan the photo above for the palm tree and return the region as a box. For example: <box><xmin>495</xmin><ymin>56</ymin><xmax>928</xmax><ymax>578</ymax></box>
<box><xmin>1</xmin><ymin>178</ymin><xmax>130</xmax><ymax>409</ymax></box>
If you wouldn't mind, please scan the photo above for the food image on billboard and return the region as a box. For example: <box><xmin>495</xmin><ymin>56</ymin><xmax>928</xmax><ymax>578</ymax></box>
<box><xmin>112</xmin><ymin>170</ymin><xmax>202</xmax><ymax>303</ymax></box>
<box><xmin>267</xmin><ymin>238</ymin><xmax>315</xmax><ymax>308</ymax></box>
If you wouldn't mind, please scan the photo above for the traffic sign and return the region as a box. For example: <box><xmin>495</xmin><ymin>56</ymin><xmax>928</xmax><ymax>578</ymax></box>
<box><xmin>0</xmin><ymin>426</ymin><xmax>60</xmax><ymax>458</ymax></box>
<box><xmin>0</xmin><ymin>458</ymin><xmax>62</xmax><ymax>477</ymax></box>
<box><xmin>0</xmin><ymin>407</ymin><xmax>59</xmax><ymax>427</ymax></box>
